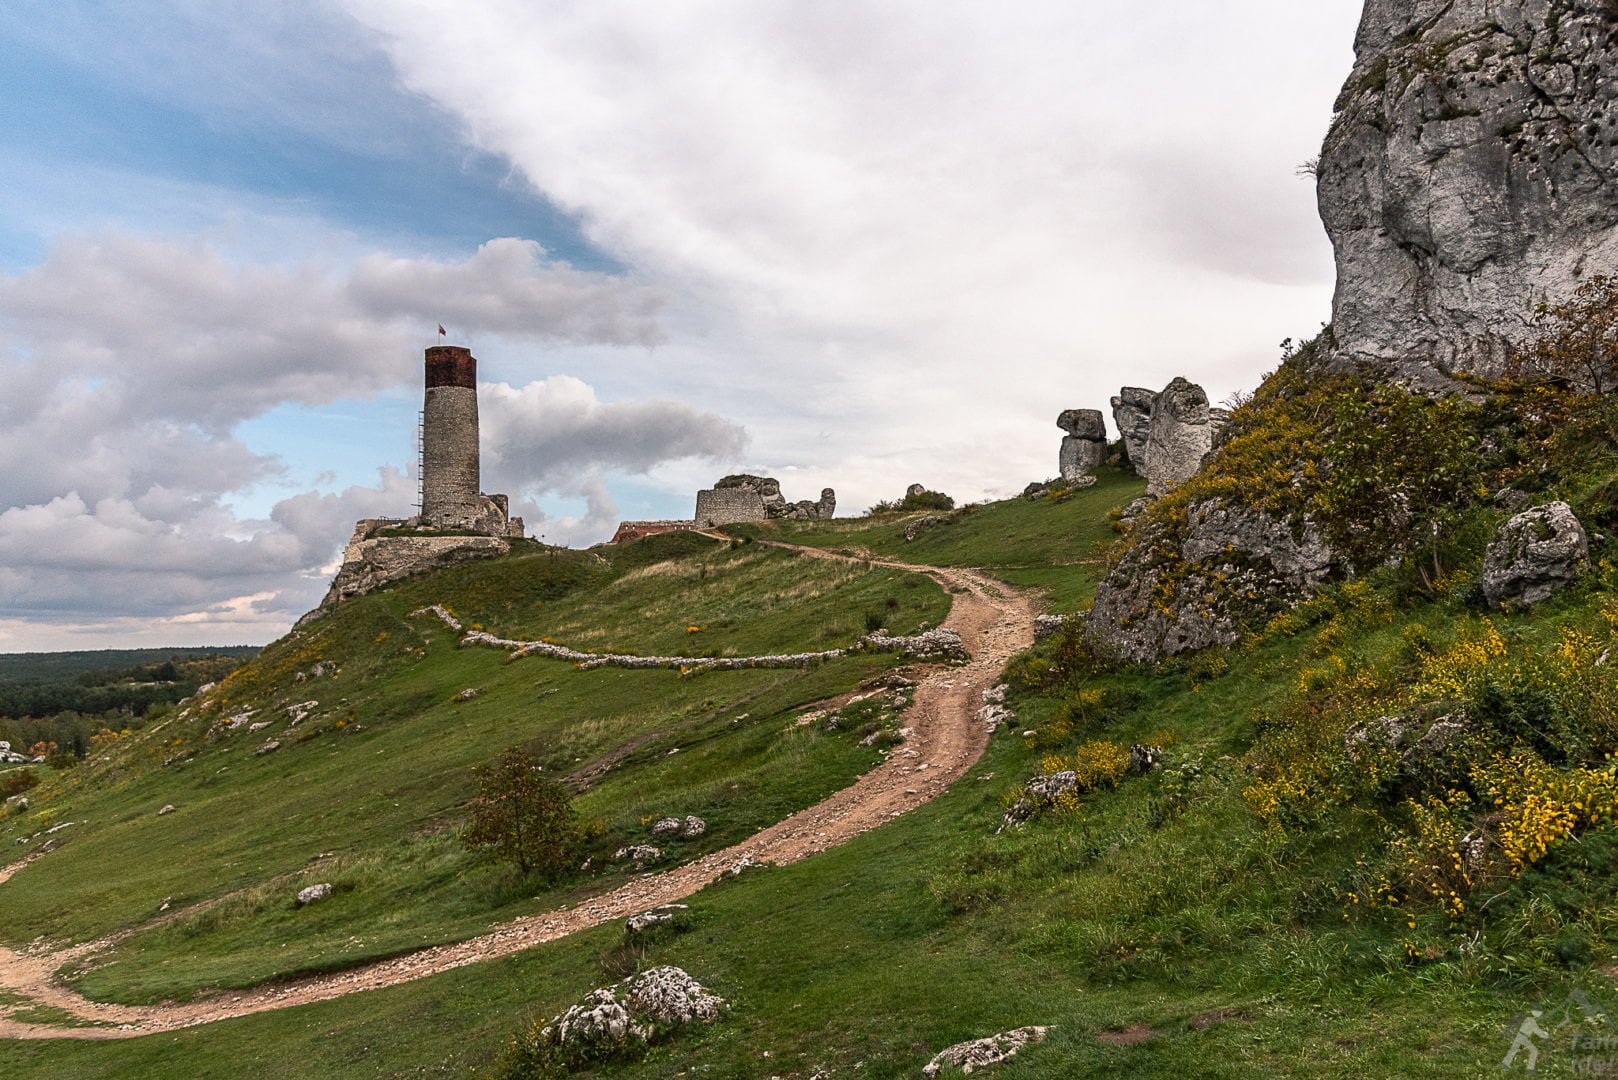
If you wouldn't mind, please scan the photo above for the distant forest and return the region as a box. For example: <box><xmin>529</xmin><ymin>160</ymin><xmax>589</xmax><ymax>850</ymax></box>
<box><xmin>0</xmin><ymin>647</ymin><xmax>259</xmax><ymax>757</ymax></box>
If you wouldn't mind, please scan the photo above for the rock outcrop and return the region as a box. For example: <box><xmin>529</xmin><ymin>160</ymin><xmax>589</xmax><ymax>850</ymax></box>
<box><xmin>1087</xmin><ymin>500</ymin><xmax>1336</xmax><ymax>664</ymax></box>
<box><xmin>1319</xmin><ymin>0</ymin><xmax>1618</xmax><ymax>385</ymax></box>
<box><xmin>923</xmin><ymin>1026</ymin><xmax>1053</xmax><ymax>1077</ymax></box>
<box><xmin>534</xmin><ymin>967</ymin><xmax>726</xmax><ymax>1064</ymax></box>
<box><xmin>1482</xmin><ymin>501</ymin><xmax>1590</xmax><ymax>607</ymax></box>
<box><xmin>303</xmin><ymin>520</ymin><xmax>508</xmax><ymax>624</ymax></box>
<box><xmin>1144</xmin><ymin>378</ymin><xmax>1213</xmax><ymax>497</ymax></box>
<box><xmin>1110</xmin><ymin>387</ymin><xmax>1156</xmax><ymax>477</ymax></box>
<box><xmin>1057</xmin><ymin>408</ymin><xmax>1107</xmax><ymax>483</ymax></box>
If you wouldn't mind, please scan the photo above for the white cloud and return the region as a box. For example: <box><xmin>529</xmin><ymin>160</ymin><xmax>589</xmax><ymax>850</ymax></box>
<box><xmin>0</xmin><ymin>232</ymin><xmax>741</xmax><ymax>639</ymax></box>
<box><xmin>344</xmin><ymin>0</ymin><xmax>1363</xmax><ymax>511</ymax></box>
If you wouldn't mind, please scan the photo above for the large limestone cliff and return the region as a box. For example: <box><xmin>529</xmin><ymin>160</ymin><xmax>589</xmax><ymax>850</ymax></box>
<box><xmin>1320</xmin><ymin>0</ymin><xmax>1618</xmax><ymax>386</ymax></box>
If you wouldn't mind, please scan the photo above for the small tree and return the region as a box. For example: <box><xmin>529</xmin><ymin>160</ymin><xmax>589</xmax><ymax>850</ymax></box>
<box><xmin>1522</xmin><ymin>276</ymin><xmax>1618</xmax><ymax>395</ymax></box>
<box><xmin>463</xmin><ymin>747</ymin><xmax>582</xmax><ymax>878</ymax></box>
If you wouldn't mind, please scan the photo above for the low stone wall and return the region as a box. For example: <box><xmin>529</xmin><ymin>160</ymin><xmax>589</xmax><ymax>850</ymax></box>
<box><xmin>410</xmin><ymin>606</ymin><xmax>967</xmax><ymax>671</ymax></box>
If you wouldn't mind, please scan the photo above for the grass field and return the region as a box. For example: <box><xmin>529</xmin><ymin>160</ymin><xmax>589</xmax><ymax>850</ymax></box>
<box><xmin>0</xmin><ymin>533</ymin><xmax>950</xmax><ymax>1006</ymax></box>
<box><xmin>3</xmin><ymin>478</ymin><xmax>1614</xmax><ymax>1078</ymax></box>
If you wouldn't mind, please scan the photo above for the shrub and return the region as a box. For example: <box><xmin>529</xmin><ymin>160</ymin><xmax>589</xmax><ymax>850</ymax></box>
<box><xmin>0</xmin><ymin>770</ymin><xmax>38</xmax><ymax>799</ymax></box>
<box><xmin>464</xmin><ymin>747</ymin><xmax>586</xmax><ymax>879</ymax></box>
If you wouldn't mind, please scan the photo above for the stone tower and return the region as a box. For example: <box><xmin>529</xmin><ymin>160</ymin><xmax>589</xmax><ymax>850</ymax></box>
<box><xmin>421</xmin><ymin>345</ymin><xmax>483</xmax><ymax>527</ymax></box>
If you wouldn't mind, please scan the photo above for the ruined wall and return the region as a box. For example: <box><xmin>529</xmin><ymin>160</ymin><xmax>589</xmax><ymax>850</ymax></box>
<box><xmin>695</xmin><ymin>488</ymin><xmax>768</xmax><ymax>526</ymax></box>
<box><xmin>303</xmin><ymin>520</ymin><xmax>510</xmax><ymax>623</ymax></box>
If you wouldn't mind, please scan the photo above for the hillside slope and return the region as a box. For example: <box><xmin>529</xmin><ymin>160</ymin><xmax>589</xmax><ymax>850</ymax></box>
<box><xmin>5</xmin><ymin>464</ymin><xmax>1606</xmax><ymax>1077</ymax></box>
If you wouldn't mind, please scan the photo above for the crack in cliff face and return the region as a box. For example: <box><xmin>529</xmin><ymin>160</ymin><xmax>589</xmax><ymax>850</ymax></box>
<box><xmin>1320</xmin><ymin>0</ymin><xmax>1618</xmax><ymax>385</ymax></box>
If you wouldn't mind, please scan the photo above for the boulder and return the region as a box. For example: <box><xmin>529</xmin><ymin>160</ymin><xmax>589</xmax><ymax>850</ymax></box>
<box><xmin>1482</xmin><ymin>501</ymin><xmax>1590</xmax><ymax>608</ymax></box>
<box><xmin>297</xmin><ymin>883</ymin><xmax>333</xmax><ymax>906</ymax></box>
<box><xmin>1087</xmin><ymin>499</ymin><xmax>1336</xmax><ymax>663</ymax></box>
<box><xmin>1144</xmin><ymin>377</ymin><xmax>1212</xmax><ymax>497</ymax></box>
<box><xmin>1056</xmin><ymin>408</ymin><xmax>1106</xmax><ymax>440</ymax></box>
<box><xmin>651</xmin><ymin>817</ymin><xmax>683</xmax><ymax>838</ymax></box>
<box><xmin>535</xmin><ymin>967</ymin><xmax>726</xmax><ymax>1064</ymax></box>
<box><xmin>1110</xmin><ymin>386</ymin><xmax>1156</xmax><ymax>476</ymax></box>
<box><xmin>923</xmin><ymin>1026</ymin><xmax>1053</xmax><ymax>1077</ymax></box>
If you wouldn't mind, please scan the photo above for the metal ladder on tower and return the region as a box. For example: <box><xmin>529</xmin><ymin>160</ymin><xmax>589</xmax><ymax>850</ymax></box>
<box><xmin>414</xmin><ymin>411</ymin><xmax>425</xmax><ymax>516</ymax></box>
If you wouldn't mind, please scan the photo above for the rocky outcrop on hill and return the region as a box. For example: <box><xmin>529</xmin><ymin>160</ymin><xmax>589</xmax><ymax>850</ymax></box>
<box><xmin>1057</xmin><ymin>408</ymin><xmax>1107</xmax><ymax>483</ymax></box>
<box><xmin>302</xmin><ymin>520</ymin><xmax>508</xmax><ymax>625</ymax></box>
<box><xmin>1111</xmin><ymin>387</ymin><xmax>1156</xmax><ymax>477</ymax></box>
<box><xmin>1482</xmin><ymin>500</ymin><xmax>1590</xmax><ymax>607</ymax></box>
<box><xmin>1319</xmin><ymin>0</ymin><xmax>1618</xmax><ymax>385</ymax></box>
<box><xmin>1087</xmin><ymin>500</ymin><xmax>1336</xmax><ymax>664</ymax></box>
<box><xmin>1144</xmin><ymin>378</ymin><xmax>1214</xmax><ymax>497</ymax></box>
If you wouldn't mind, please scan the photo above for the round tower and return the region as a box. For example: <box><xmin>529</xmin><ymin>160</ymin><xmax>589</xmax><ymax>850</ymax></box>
<box><xmin>421</xmin><ymin>345</ymin><xmax>482</xmax><ymax>527</ymax></box>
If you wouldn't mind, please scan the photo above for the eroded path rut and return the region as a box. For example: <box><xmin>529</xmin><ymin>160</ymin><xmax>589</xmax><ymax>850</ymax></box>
<box><xmin>0</xmin><ymin>549</ymin><xmax>1037</xmax><ymax>1040</ymax></box>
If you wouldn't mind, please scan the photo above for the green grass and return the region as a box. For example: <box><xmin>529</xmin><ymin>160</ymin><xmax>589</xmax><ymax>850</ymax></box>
<box><xmin>4</xmin><ymin>480</ymin><xmax>1615</xmax><ymax>1078</ymax></box>
<box><xmin>0</xmin><ymin>537</ymin><xmax>951</xmax><ymax>1005</ymax></box>
<box><xmin>728</xmin><ymin>467</ymin><xmax>1144</xmax><ymax>611</ymax></box>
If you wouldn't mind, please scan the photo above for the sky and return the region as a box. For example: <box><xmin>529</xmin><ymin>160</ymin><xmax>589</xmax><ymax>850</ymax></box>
<box><xmin>0</xmin><ymin>0</ymin><xmax>1366</xmax><ymax>651</ymax></box>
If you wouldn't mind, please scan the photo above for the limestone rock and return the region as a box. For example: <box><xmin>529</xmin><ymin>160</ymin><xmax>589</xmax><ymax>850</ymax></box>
<box><xmin>651</xmin><ymin>816</ymin><xmax>683</xmax><ymax>838</ymax></box>
<box><xmin>1144</xmin><ymin>378</ymin><xmax>1212</xmax><ymax>497</ymax></box>
<box><xmin>615</xmin><ymin>844</ymin><xmax>663</xmax><ymax>869</ymax></box>
<box><xmin>1059</xmin><ymin>436</ymin><xmax>1105</xmax><ymax>483</ymax></box>
<box><xmin>681</xmin><ymin>815</ymin><xmax>706</xmax><ymax>838</ymax></box>
<box><xmin>906</xmin><ymin>483</ymin><xmax>927</xmax><ymax>499</ymax></box>
<box><xmin>454</xmin><ymin>687</ymin><xmax>483</xmax><ymax>703</ymax></box>
<box><xmin>1033</xmin><ymin>614</ymin><xmax>1068</xmax><ymax>641</ymax></box>
<box><xmin>904</xmin><ymin>515</ymin><xmax>953</xmax><ymax>541</ymax></box>
<box><xmin>1087</xmin><ymin>499</ymin><xmax>1336</xmax><ymax>664</ymax></box>
<box><xmin>536</xmin><ymin>967</ymin><xmax>726</xmax><ymax>1064</ymax></box>
<box><xmin>297</xmin><ymin>883</ymin><xmax>333</xmax><ymax>906</ymax></box>
<box><xmin>1056</xmin><ymin>408</ymin><xmax>1106</xmax><ymax>440</ymax></box>
<box><xmin>1482</xmin><ymin>501</ymin><xmax>1590</xmax><ymax>607</ymax></box>
<box><xmin>1319</xmin><ymin>0</ymin><xmax>1618</xmax><ymax>386</ymax></box>
<box><xmin>1110</xmin><ymin>386</ymin><xmax>1156</xmax><ymax>477</ymax></box>
<box><xmin>158</xmin><ymin>804</ymin><xmax>176</xmax><ymax>816</ymax></box>
<box><xmin>304</xmin><ymin>521</ymin><xmax>508</xmax><ymax>624</ymax></box>
<box><xmin>625</xmin><ymin>904</ymin><xmax>689</xmax><ymax>936</ymax></box>
<box><xmin>923</xmin><ymin>1026</ymin><xmax>1053</xmax><ymax>1077</ymax></box>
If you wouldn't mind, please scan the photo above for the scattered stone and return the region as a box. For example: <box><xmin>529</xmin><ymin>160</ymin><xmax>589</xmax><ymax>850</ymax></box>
<box><xmin>923</xmin><ymin>1026</ymin><xmax>1053</xmax><ymax>1077</ymax></box>
<box><xmin>255</xmin><ymin>740</ymin><xmax>281</xmax><ymax>756</ymax></box>
<box><xmin>625</xmin><ymin>904</ymin><xmax>690</xmax><ymax>936</ymax></box>
<box><xmin>1033</xmin><ymin>614</ymin><xmax>1068</xmax><ymax>641</ymax></box>
<box><xmin>904</xmin><ymin>515</ymin><xmax>954</xmax><ymax>542</ymax></box>
<box><xmin>157</xmin><ymin>804</ymin><xmax>176</xmax><ymax>816</ymax></box>
<box><xmin>651</xmin><ymin>817</ymin><xmax>683</xmax><ymax>838</ymax></box>
<box><xmin>615</xmin><ymin>844</ymin><xmax>663</xmax><ymax>869</ymax></box>
<box><xmin>1482</xmin><ymin>501</ymin><xmax>1590</xmax><ymax>608</ymax></box>
<box><xmin>982</xmin><ymin>684</ymin><xmax>1008</xmax><ymax>705</ymax></box>
<box><xmin>221</xmin><ymin>709</ymin><xmax>257</xmax><ymax>730</ymax></box>
<box><xmin>727</xmin><ymin>854</ymin><xmax>763</xmax><ymax>876</ymax></box>
<box><xmin>1001</xmin><ymin>771</ymin><xmax>1078</xmax><ymax>829</ymax></box>
<box><xmin>1144</xmin><ymin>377</ymin><xmax>1213</xmax><ymax>497</ymax></box>
<box><xmin>454</xmin><ymin>687</ymin><xmax>483</xmax><ymax>703</ymax></box>
<box><xmin>297</xmin><ymin>883</ymin><xmax>333</xmax><ymax>906</ymax></box>
<box><xmin>1128</xmin><ymin>744</ymin><xmax>1164</xmax><ymax>774</ymax></box>
<box><xmin>5</xmin><ymin>796</ymin><xmax>28</xmax><ymax>813</ymax></box>
<box><xmin>285</xmin><ymin>701</ymin><xmax>319</xmax><ymax>726</ymax></box>
<box><xmin>247</xmin><ymin>721</ymin><xmax>273</xmax><ymax>733</ymax></box>
<box><xmin>535</xmin><ymin>967</ymin><xmax>726</xmax><ymax>1063</ymax></box>
<box><xmin>682</xmin><ymin>815</ymin><xmax>706</xmax><ymax>838</ymax></box>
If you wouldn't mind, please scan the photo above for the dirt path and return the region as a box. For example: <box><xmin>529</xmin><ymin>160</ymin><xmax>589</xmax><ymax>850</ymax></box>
<box><xmin>0</xmin><ymin>552</ymin><xmax>1037</xmax><ymax>1040</ymax></box>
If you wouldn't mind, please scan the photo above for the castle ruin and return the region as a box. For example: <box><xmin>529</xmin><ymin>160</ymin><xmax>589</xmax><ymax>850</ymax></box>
<box><xmin>302</xmin><ymin>344</ymin><xmax>526</xmax><ymax>622</ymax></box>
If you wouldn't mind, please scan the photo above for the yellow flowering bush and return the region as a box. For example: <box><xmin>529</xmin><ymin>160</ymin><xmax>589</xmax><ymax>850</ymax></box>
<box><xmin>1409</xmin><ymin>618</ymin><xmax>1506</xmax><ymax>702</ymax></box>
<box><xmin>1475</xmin><ymin>750</ymin><xmax>1618</xmax><ymax>874</ymax></box>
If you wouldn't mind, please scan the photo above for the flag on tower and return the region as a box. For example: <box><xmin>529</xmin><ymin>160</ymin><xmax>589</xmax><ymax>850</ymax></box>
<box><xmin>437</xmin><ymin>324</ymin><xmax>446</xmax><ymax>338</ymax></box>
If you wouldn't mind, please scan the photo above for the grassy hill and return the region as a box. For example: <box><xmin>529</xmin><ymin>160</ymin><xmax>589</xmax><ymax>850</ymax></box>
<box><xmin>2</xmin><ymin>459</ymin><xmax>1616</xmax><ymax>1077</ymax></box>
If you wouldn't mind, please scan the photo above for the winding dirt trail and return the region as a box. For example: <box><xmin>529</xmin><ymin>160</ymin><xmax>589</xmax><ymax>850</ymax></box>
<box><xmin>0</xmin><ymin>549</ymin><xmax>1037</xmax><ymax>1040</ymax></box>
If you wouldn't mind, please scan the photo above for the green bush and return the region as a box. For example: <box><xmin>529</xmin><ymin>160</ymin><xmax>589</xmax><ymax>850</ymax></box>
<box><xmin>463</xmin><ymin>747</ymin><xmax>588</xmax><ymax>880</ymax></box>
